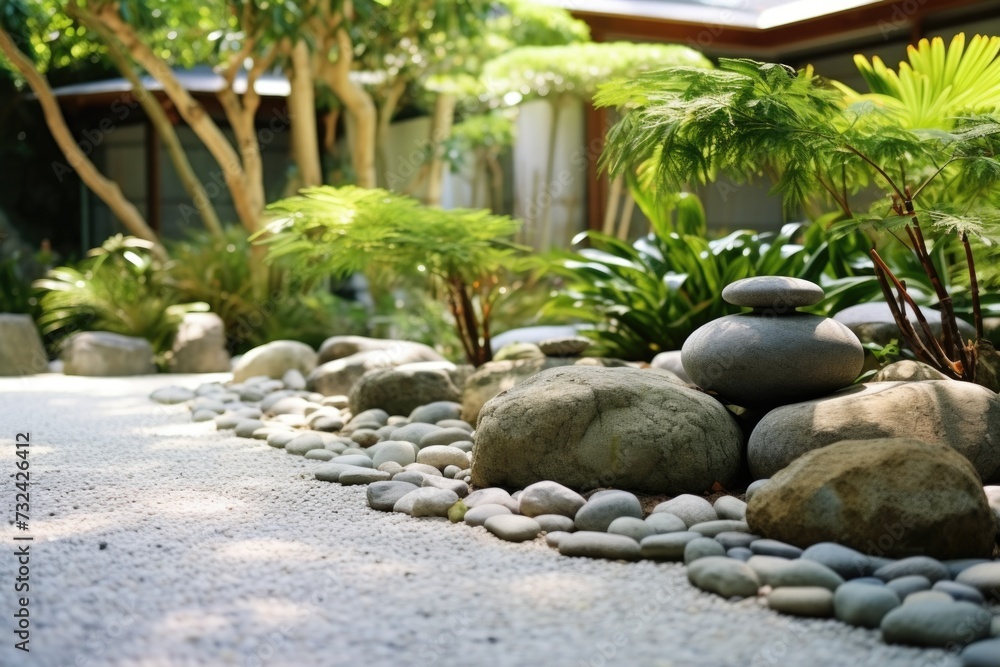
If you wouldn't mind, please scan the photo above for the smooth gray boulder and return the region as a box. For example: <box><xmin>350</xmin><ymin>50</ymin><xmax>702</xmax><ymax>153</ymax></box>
<box><xmin>684</xmin><ymin>537</ymin><xmax>727</xmax><ymax>564</ymax></box>
<box><xmin>747</xmin><ymin>382</ymin><xmax>1000</xmax><ymax>481</ymax></box>
<box><xmin>649</xmin><ymin>350</ymin><xmax>691</xmax><ymax>383</ymax></box>
<box><xmin>62</xmin><ymin>331</ymin><xmax>155</xmax><ymax>376</ymax></box>
<box><xmin>233</xmin><ymin>340</ymin><xmax>317</xmax><ymax>383</ymax></box>
<box><xmin>0</xmin><ymin>313</ymin><xmax>48</xmax><ymax>376</ymax></box>
<box><xmin>410</xmin><ymin>401</ymin><xmax>463</xmax><ymax>424</ymax></box>
<box><xmin>747</xmin><ymin>438</ymin><xmax>997</xmax><ymax>559</ymax></box>
<box><xmin>682</xmin><ymin>292</ymin><xmax>863</xmax><ymax>408</ymax></box>
<box><xmin>167</xmin><ymin>312</ymin><xmax>230</xmax><ymax>373</ymax></box>
<box><xmin>472</xmin><ymin>366</ymin><xmax>742</xmax><ymax>494</ymax></box>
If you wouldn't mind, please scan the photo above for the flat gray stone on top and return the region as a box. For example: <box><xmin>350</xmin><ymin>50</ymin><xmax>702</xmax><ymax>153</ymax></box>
<box><xmin>722</xmin><ymin>276</ymin><xmax>825</xmax><ymax>309</ymax></box>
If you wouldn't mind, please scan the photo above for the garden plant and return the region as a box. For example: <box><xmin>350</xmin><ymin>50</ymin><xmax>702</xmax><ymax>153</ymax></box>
<box><xmin>259</xmin><ymin>186</ymin><xmax>525</xmax><ymax>366</ymax></box>
<box><xmin>597</xmin><ymin>37</ymin><xmax>1000</xmax><ymax>387</ymax></box>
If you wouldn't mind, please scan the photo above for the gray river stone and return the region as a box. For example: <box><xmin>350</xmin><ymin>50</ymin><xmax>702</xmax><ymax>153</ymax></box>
<box><xmin>881</xmin><ymin>600</ymin><xmax>992</xmax><ymax>648</ymax></box>
<box><xmin>484</xmin><ymin>515</ymin><xmax>542</xmax><ymax>543</ymax></box>
<box><xmin>686</xmin><ymin>557</ymin><xmax>761</xmax><ymax>599</ymax></box>
<box><xmin>834</xmin><ymin>582</ymin><xmax>901</xmax><ymax>629</ymax></box>
<box><xmin>558</xmin><ymin>532</ymin><xmax>641</xmax><ymax>561</ymax></box>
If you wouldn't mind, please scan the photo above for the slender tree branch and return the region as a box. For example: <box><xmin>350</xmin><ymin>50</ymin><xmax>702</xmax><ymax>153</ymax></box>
<box><xmin>0</xmin><ymin>22</ymin><xmax>164</xmax><ymax>257</ymax></box>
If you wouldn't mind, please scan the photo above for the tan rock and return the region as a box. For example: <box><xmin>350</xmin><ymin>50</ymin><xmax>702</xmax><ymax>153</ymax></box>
<box><xmin>871</xmin><ymin>360</ymin><xmax>951</xmax><ymax>383</ymax></box>
<box><xmin>746</xmin><ymin>438</ymin><xmax>996</xmax><ymax>559</ymax></box>
<box><xmin>747</xmin><ymin>381</ymin><xmax>1000</xmax><ymax>482</ymax></box>
<box><xmin>471</xmin><ymin>365</ymin><xmax>742</xmax><ymax>495</ymax></box>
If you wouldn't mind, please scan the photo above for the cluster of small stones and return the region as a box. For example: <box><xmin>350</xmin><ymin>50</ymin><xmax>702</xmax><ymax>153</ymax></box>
<box><xmin>153</xmin><ymin>370</ymin><xmax>1000</xmax><ymax>667</ymax></box>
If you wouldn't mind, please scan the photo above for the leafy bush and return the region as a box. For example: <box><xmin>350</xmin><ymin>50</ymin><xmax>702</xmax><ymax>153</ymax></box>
<box><xmin>597</xmin><ymin>52</ymin><xmax>1000</xmax><ymax>386</ymax></box>
<box><xmin>261</xmin><ymin>186</ymin><xmax>525</xmax><ymax>366</ymax></box>
<box><xmin>33</xmin><ymin>235</ymin><xmax>204</xmax><ymax>360</ymax></box>
<box><xmin>0</xmin><ymin>251</ymin><xmax>37</xmax><ymax>315</ymax></box>
<box><xmin>167</xmin><ymin>227</ymin><xmax>366</xmax><ymax>354</ymax></box>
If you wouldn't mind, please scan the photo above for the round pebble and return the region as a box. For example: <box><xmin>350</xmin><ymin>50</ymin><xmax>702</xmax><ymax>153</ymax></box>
<box><xmin>767</xmin><ymin>587</ymin><xmax>835</xmax><ymax>618</ymax></box>
<box><xmin>484</xmin><ymin>515</ymin><xmax>542</xmax><ymax>543</ymax></box>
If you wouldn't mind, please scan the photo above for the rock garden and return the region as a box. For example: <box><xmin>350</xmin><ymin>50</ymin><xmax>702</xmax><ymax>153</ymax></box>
<box><xmin>147</xmin><ymin>271</ymin><xmax>1000</xmax><ymax>667</ymax></box>
<box><xmin>5</xmin><ymin>6</ymin><xmax>1000</xmax><ymax>664</ymax></box>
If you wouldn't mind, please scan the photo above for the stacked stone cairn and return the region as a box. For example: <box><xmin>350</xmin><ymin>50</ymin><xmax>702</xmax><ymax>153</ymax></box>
<box><xmin>153</xmin><ymin>278</ymin><xmax>1000</xmax><ymax>664</ymax></box>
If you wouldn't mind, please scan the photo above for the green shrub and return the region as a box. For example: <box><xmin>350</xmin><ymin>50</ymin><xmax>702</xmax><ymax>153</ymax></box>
<box><xmin>167</xmin><ymin>227</ymin><xmax>366</xmax><ymax>354</ymax></box>
<box><xmin>33</xmin><ymin>235</ymin><xmax>204</xmax><ymax>361</ymax></box>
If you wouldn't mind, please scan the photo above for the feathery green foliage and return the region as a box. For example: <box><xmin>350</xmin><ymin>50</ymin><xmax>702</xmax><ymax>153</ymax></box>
<box><xmin>840</xmin><ymin>34</ymin><xmax>1000</xmax><ymax>129</ymax></box>
<box><xmin>33</xmin><ymin>235</ymin><xmax>205</xmax><ymax>362</ymax></box>
<box><xmin>598</xmin><ymin>50</ymin><xmax>1000</xmax><ymax>384</ymax></box>
<box><xmin>260</xmin><ymin>186</ymin><xmax>525</xmax><ymax>365</ymax></box>
<box><xmin>168</xmin><ymin>227</ymin><xmax>366</xmax><ymax>354</ymax></box>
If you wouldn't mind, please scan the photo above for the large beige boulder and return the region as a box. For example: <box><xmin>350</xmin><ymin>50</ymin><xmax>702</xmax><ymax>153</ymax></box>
<box><xmin>0</xmin><ymin>314</ymin><xmax>48</xmax><ymax>376</ymax></box>
<box><xmin>460</xmin><ymin>356</ymin><xmax>636</xmax><ymax>424</ymax></box>
<box><xmin>167</xmin><ymin>312</ymin><xmax>230</xmax><ymax>373</ymax></box>
<box><xmin>62</xmin><ymin>331</ymin><xmax>155</xmax><ymax>376</ymax></box>
<box><xmin>871</xmin><ymin>360</ymin><xmax>951</xmax><ymax>383</ymax></box>
<box><xmin>746</xmin><ymin>438</ymin><xmax>996</xmax><ymax>559</ymax></box>
<box><xmin>748</xmin><ymin>381</ymin><xmax>1000</xmax><ymax>482</ymax></box>
<box><xmin>471</xmin><ymin>365</ymin><xmax>742</xmax><ymax>495</ymax></box>
<box><xmin>232</xmin><ymin>340</ymin><xmax>317</xmax><ymax>382</ymax></box>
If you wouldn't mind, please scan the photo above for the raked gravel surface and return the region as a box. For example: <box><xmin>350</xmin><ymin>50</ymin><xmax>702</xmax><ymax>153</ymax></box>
<box><xmin>0</xmin><ymin>374</ymin><xmax>961</xmax><ymax>667</ymax></box>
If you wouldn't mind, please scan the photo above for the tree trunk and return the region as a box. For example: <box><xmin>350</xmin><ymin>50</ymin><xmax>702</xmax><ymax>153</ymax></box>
<box><xmin>322</xmin><ymin>19</ymin><xmax>377</xmax><ymax>189</ymax></box>
<box><xmin>288</xmin><ymin>40</ymin><xmax>322</xmax><ymax>188</ymax></box>
<box><xmin>376</xmin><ymin>79</ymin><xmax>406</xmax><ymax>188</ymax></box>
<box><xmin>426</xmin><ymin>93</ymin><xmax>456</xmax><ymax>207</ymax></box>
<box><xmin>93</xmin><ymin>6</ymin><xmax>260</xmax><ymax>233</ymax></box>
<box><xmin>81</xmin><ymin>14</ymin><xmax>223</xmax><ymax>237</ymax></box>
<box><xmin>0</xmin><ymin>25</ymin><xmax>165</xmax><ymax>257</ymax></box>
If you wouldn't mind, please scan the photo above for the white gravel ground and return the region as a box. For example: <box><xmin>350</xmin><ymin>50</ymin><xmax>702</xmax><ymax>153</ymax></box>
<box><xmin>0</xmin><ymin>374</ymin><xmax>962</xmax><ymax>667</ymax></box>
